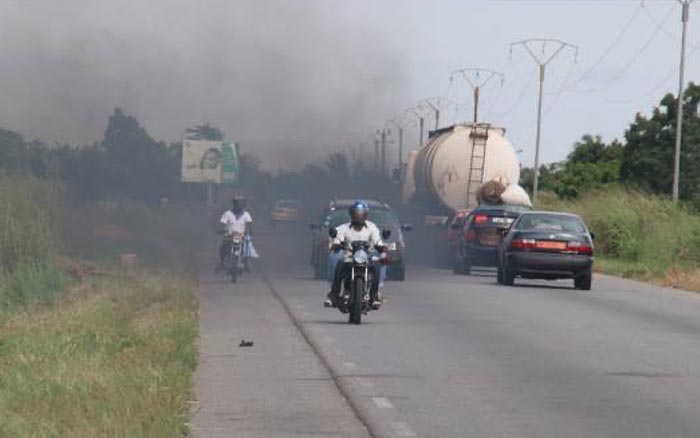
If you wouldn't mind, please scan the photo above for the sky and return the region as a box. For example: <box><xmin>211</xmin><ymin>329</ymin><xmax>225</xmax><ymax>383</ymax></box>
<box><xmin>0</xmin><ymin>0</ymin><xmax>694</xmax><ymax>170</ymax></box>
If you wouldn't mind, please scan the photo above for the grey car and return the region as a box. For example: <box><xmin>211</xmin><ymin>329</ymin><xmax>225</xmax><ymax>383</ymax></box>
<box><xmin>497</xmin><ymin>211</ymin><xmax>594</xmax><ymax>290</ymax></box>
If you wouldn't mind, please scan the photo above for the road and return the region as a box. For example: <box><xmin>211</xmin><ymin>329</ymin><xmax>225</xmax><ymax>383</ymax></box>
<box><xmin>194</xmin><ymin>227</ymin><xmax>700</xmax><ymax>437</ymax></box>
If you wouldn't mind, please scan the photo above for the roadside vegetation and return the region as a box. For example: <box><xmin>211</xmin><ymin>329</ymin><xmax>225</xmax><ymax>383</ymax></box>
<box><xmin>538</xmin><ymin>187</ymin><xmax>700</xmax><ymax>288</ymax></box>
<box><xmin>0</xmin><ymin>109</ymin><xmax>205</xmax><ymax>437</ymax></box>
<box><xmin>0</xmin><ymin>173</ymin><xmax>200</xmax><ymax>436</ymax></box>
<box><xmin>0</xmin><ymin>273</ymin><xmax>197</xmax><ymax>438</ymax></box>
<box><xmin>515</xmin><ymin>83</ymin><xmax>700</xmax><ymax>292</ymax></box>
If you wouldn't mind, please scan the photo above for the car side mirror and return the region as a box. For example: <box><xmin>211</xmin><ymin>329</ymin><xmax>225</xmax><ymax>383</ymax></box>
<box><xmin>382</xmin><ymin>229</ymin><xmax>392</xmax><ymax>240</ymax></box>
<box><xmin>590</xmin><ymin>232</ymin><xmax>596</xmax><ymax>241</ymax></box>
<box><xmin>329</xmin><ymin>227</ymin><xmax>338</xmax><ymax>238</ymax></box>
<box><xmin>500</xmin><ymin>228</ymin><xmax>510</xmax><ymax>236</ymax></box>
<box><xmin>401</xmin><ymin>224</ymin><xmax>413</xmax><ymax>232</ymax></box>
<box><xmin>309</xmin><ymin>223</ymin><xmax>320</xmax><ymax>231</ymax></box>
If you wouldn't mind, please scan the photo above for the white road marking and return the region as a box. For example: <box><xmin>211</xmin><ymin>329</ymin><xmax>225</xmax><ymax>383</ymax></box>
<box><xmin>342</xmin><ymin>361</ymin><xmax>358</xmax><ymax>370</ymax></box>
<box><xmin>300</xmin><ymin>312</ymin><xmax>309</xmax><ymax>318</ymax></box>
<box><xmin>321</xmin><ymin>335</ymin><xmax>335</xmax><ymax>343</ymax></box>
<box><xmin>391</xmin><ymin>421</ymin><xmax>416</xmax><ymax>437</ymax></box>
<box><xmin>372</xmin><ymin>397</ymin><xmax>393</xmax><ymax>409</ymax></box>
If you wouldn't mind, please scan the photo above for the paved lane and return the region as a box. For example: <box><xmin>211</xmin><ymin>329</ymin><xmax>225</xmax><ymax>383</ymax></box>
<box><xmin>262</xmin><ymin>230</ymin><xmax>700</xmax><ymax>438</ymax></box>
<box><xmin>191</xmin><ymin>252</ymin><xmax>370</xmax><ymax>438</ymax></box>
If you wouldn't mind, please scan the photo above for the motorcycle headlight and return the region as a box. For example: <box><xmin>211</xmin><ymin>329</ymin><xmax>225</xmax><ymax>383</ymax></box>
<box><xmin>353</xmin><ymin>249</ymin><xmax>368</xmax><ymax>264</ymax></box>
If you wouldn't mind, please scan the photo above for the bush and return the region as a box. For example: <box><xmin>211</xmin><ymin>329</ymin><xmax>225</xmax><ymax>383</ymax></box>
<box><xmin>538</xmin><ymin>186</ymin><xmax>700</xmax><ymax>267</ymax></box>
<box><xmin>0</xmin><ymin>174</ymin><xmax>59</xmax><ymax>272</ymax></box>
<box><xmin>0</xmin><ymin>174</ymin><xmax>65</xmax><ymax>311</ymax></box>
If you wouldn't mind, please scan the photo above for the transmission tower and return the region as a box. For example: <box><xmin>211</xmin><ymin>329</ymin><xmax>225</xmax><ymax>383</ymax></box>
<box><xmin>450</xmin><ymin>68</ymin><xmax>505</xmax><ymax>123</ymax></box>
<box><xmin>510</xmin><ymin>38</ymin><xmax>579</xmax><ymax>204</ymax></box>
<box><xmin>418</xmin><ymin>97</ymin><xmax>459</xmax><ymax>131</ymax></box>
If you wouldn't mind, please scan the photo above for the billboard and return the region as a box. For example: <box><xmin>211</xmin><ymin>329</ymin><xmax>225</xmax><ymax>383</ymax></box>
<box><xmin>181</xmin><ymin>140</ymin><xmax>239</xmax><ymax>184</ymax></box>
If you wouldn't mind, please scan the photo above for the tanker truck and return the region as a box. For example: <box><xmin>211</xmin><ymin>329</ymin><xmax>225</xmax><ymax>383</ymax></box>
<box><xmin>400</xmin><ymin>123</ymin><xmax>524</xmax><ymax>266</ymax></box>
<box><xmin>402</xmin><ymin>122</ymin><xmax>521</xmax><ymax>216</ymax></box>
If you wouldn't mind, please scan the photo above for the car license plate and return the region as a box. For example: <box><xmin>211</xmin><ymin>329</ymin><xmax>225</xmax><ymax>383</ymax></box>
<box><xmin>491</xmin><ymin>217</ymin><xmax>514</xmax><ymax>224</ymax></box>
<box><xmin>536</xmin><ymin>241</ymin><xmax>566</xmax><ymax>250</ymax></box>
<box><xmin>478</xmin><ymin>230</ymin><xmax>501</xmax><ymax>247</ymax></box>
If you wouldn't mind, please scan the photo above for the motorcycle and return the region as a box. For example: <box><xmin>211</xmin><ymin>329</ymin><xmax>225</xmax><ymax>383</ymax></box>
<box><xmin>326</xmin><ymin>227</ymin><xmax>390</xmax><ymax>325</ymax></box>
<box><xmin>224</xmin><ymin>232</ymin><xmax>245</xmax><ymax>283</ymax></box>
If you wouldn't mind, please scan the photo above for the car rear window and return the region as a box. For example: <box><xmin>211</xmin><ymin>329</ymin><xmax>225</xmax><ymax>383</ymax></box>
<box><xmin>323</xmin><ymin>207</ymin><xmax>398</xmax><ymax>227</ymax></box>
<box><xmin>516</xmin><ymin>214</ymin><xmax>586</xmax><ymax>233</ymax></box>
<box><xmin>277</xmin><ymin>200</ymin><xmax>300</xmax><ymax>209</ymax></box>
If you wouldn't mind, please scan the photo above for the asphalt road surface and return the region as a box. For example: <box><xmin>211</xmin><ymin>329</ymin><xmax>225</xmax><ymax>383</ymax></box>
<box><xmin>194</xmin><ymin>226</ymin><xmax>700</xmax><ymax>438</ymax></box>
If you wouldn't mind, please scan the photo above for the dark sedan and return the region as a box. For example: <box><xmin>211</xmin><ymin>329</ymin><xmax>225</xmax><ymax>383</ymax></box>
<box><xmin>497</xmin><ymin>212</ymin><xmax>594</xmax><ymax>290</ymax></box>
<box><xmin>454</xmin><ymin>204</ymin><xmax>530</xmax><ymax>275</ymax></box>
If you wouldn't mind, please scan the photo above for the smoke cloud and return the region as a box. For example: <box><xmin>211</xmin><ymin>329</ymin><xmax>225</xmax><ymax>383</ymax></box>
<box><xmin>0</xmin><ymin>0</ymin><xmax>407</xmax><ymax>168</ymax></box>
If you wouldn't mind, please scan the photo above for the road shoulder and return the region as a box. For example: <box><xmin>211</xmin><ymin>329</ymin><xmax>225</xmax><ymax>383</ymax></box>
<box><xmin>191</xmin><ymin>270</ymin><xmax>370</xmax><ymax>438</ymax></box>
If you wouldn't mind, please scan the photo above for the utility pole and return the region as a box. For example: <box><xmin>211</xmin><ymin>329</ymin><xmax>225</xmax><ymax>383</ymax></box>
<box><xmin>450</xmin><ymin>68</ymin><xmax>505</xmax><ymax>123</ymax></box>
<box><xmin>381</xmin><ymin>128</ymin><xmax>387</xmax><ymax>175</ymax></box>
<box><xmin>389</xmin><ymin>116</ymin><xmax>415</xmax><ymax>181</ymax></box>
<box><xmin>674</xmin><ymin>0</ymin><xmax>694</xmax><ymax>202</ymax></box>
<box><xmin>419</xmin><ymin>97</ymin><xmax>459</xmax><ymax>131</ymax></box>
<box><xmin>510</xmin><ymin>38</ymin><xmax>578</xmax><ymax>204</ymax></box>
<box><xmin>374</xmin><ymin>136</ymin><xmax>380</xmax><ymax>170</ymax></box>
<box><xmin>406</xmin><ymin>106</ymin><xmax>427</xmax><ymax>146</ymax></box>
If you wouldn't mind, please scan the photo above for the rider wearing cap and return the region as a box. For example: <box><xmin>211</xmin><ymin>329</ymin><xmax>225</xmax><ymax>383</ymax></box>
<box><xmin>325</xmin><ymin>200</ymin><xmax>387</xmax><ymax>309</ymax></box>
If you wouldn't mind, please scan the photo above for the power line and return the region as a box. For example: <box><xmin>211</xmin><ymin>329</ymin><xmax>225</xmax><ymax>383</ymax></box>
<box><xmin>570</xmin><ymin>1</ymin><xmax>678</xmax><ymax>94</ymax></box>
<box><xmin>562</xmin><ymin>1</ymin><xmax>646</xmax><ymax>90</ymax></box>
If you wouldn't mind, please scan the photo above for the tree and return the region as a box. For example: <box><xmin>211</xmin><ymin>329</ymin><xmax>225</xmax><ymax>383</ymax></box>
<box><xmin>101</xmin><ymin>108</ymin><xmax>180</xmax><ymax>202</ymax></box>
<box><xmin>620</xmin><ymin>82</ymin><xmax>700</xmax><ymax>200</ymax></box>
<box><xmin>185</xmin><ymin>123</ymin><xmax>224</xmax><ymax>141</ymax></box>
<box><xmin>521</xmin><ymin>135</ymin><xmax>622</xmax><ymax>199</ymax></box>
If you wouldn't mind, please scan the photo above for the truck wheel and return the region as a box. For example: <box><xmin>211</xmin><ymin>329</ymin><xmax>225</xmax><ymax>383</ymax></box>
<box><xmin>313</xmin><ymin>262</ymin><xmax>325</xmax><ymax>280</ymax></box>
<box><xmin>393</xmin><ymin>262</ymin><xmax>406</xmax><ymax>281</ymax></box>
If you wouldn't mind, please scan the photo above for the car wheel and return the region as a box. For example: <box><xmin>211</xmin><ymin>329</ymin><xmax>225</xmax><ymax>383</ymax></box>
<box><xmin>575</xmin><ymin>271</ymin><xmax>592</xmax><ymax>290</ymax></box>
<box><xmin>502</xmin><ymin>265</ymin><xmax>514</xmax><ymax>286</ymax></box>
<box><xmin>457</xmin><ymin>254</ymin><xmax>472</xmax><ymax>276</ymax></box>
<box><xmin>452</xmin><ymin>256</ymin><xmax>461</xmax><ymax>274</ymax></box>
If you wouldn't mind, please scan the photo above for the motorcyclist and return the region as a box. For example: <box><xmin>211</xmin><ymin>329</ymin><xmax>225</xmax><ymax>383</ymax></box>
<box><xmin>217</xmin><ymin>198</ymin><xmax>253</xmax><ymax>272</ymax></box>
<box><xmin>325</xmin><ymin>200</ymin><xmax>387</xmax><ymax>309</ymax></box>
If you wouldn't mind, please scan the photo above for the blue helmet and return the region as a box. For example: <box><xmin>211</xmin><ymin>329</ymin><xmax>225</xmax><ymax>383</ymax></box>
<box><xmin>349</xmin><ymin>200</ymin><xmax>369</xmax><ymax>223</ymax></box>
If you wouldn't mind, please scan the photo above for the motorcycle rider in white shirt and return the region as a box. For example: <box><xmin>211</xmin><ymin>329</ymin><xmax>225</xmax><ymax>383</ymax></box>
<box><xmin>217</xmin><ymin>198</ymin><xmax>253</xmax><ymax>272</ymax></box>
<box><xmin>325</xmin><ymin>200</ymin><xmax>387</xmax><ymax>309</ymax></box>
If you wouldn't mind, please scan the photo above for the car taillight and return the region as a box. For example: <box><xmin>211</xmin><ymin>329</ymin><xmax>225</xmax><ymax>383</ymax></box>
<box><xmin>474</xmin><ymin>214</ymin><xmax>488</xmax><ymax>224</ymax></box>
<box><xmin>511</xmin><ymin>238</ymin><xmax>536</xmax><ymax>250</ymax></box>
<box><xmin>567</xmin><ymin>242</ymin><xmax>593</xmax><ymax>256</ymax></box>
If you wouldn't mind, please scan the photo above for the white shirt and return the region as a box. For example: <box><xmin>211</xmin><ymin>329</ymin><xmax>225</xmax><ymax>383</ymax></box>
<box><xmin>331</xmin><ymin>221</ymin><xmax>383</xmax><ymax>248</ymax></box>
<box><xmin>221</xmin><ymin>210</ymin><xmax>252</xmax><ymax>235</ymax></box>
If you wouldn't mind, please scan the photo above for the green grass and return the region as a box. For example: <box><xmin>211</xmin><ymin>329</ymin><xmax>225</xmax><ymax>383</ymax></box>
<box><xmin>0</xmin><ymin>272</ymin><xmax>198</xmax><ymax>438</ymax></box>
<box><xmin>0</xmin><ymin>173</ymin><xmax>201</xmax><ymax>437</ymax></box>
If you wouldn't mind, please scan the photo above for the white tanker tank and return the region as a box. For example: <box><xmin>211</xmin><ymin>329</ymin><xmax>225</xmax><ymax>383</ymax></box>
<box><xmin>402</xmin><ymin>123</ymin><xmax>520</xmax><ymax>214</ymax></box>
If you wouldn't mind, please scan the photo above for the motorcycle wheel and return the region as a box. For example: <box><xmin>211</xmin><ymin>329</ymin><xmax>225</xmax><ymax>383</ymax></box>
<box><xmin>349</xmin><ymin>277</ymin><xmax>363</xmax><ymax>325</ymax></box>
<box><xmin>230</xmin><ymin>256</ymin><xmax>238</xmax><ymax>283</ymax></box>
